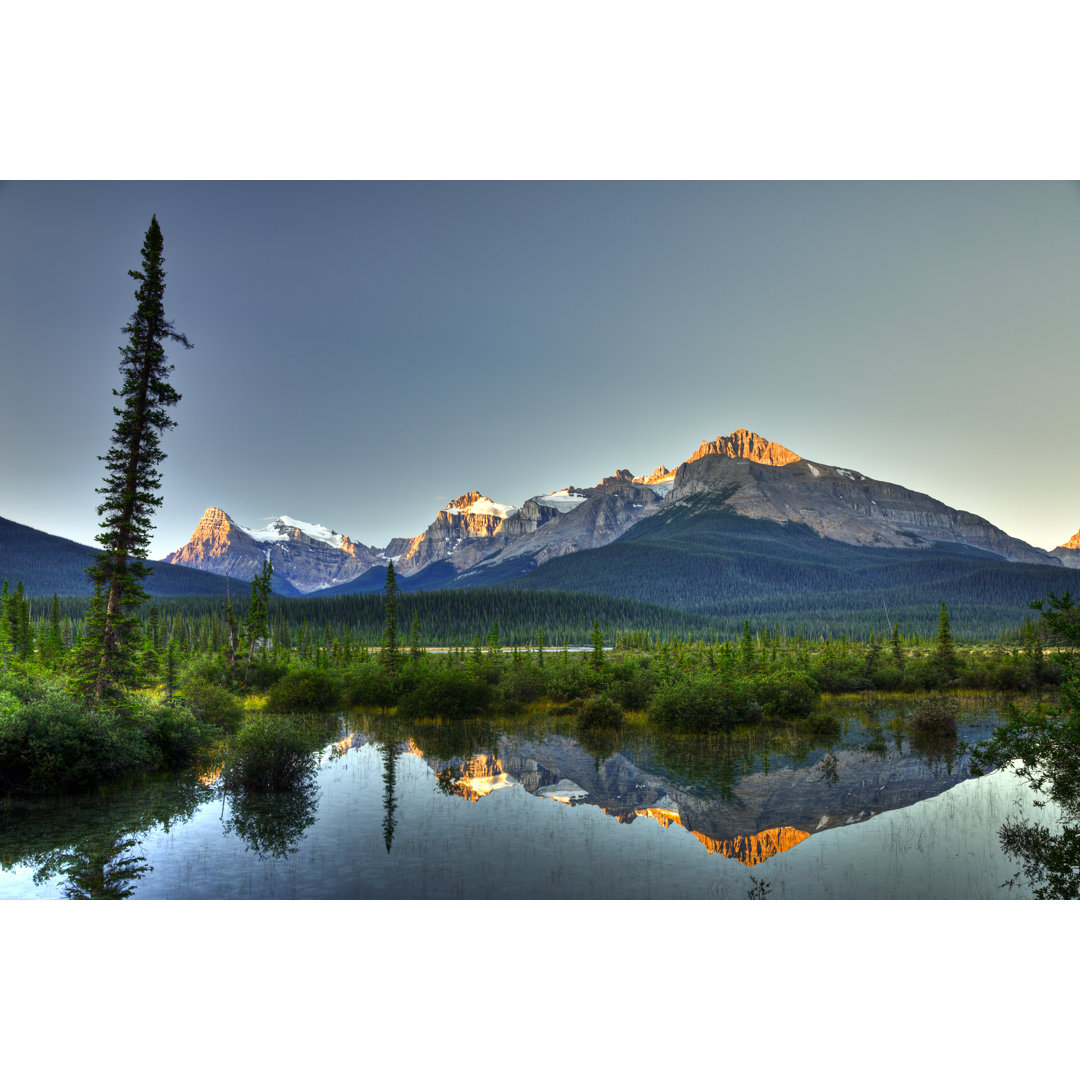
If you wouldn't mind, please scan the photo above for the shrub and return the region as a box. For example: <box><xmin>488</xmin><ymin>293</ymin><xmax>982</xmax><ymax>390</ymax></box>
<box><xmin>909</xmin><ymin>695</ymin><xmax>959</xmax><ymax>739</ymax></box>
<box><xmin>0</xmin><ymin>683</ymin><xmax>156</xmax><ymax>792</ymax></box>
<box><xmin>136</xmin><ymin>698</ymin><xmax>217</xmax><ymax>769</ymax></box>
<box><xmin>396</xmin><ymin>667</ymin><xmax>491</xmax><ymax>720</ymax></box>
<box><xmin>181</xmin><ymin>676</ymin><xmax>244</xmax><ymax>730</ymax></box>
<box><xmin>577</xmin><ymin>695</ymin><xmax>624</xmax><ymax>728</ymax></box>
<box><xmin>344</xmin><ymin>664</ymin><xmax>399</xmax><ymax>708</ymax></box>
<box><xmin>751</xmin><ymin>670</ymin><xmax>819</xmax><ymax>718</ymax></box>
<box><xmin>647</xmin><ymin>674</ymin><xmax>762</xmax><ymax>731</ymax></box>
<box><xmin>224</xmin><ymin>714</ymin><xmax>320</xmax><ymax>792</ymax></box>
<box><xmin>265</xmin><ymin>668</ymin><xmax>341</xmax><ymax>714</ymax></box>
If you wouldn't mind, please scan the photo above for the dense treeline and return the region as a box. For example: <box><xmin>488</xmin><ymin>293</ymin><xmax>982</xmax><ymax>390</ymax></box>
<box><xmin>7</xmin><ymin>581</ymin><xmax>1067</xmax><ymax>653</ymax></box>
<box><xmin>3</xmin><ymin>555</ymin><xmax>1071</xmax><ymax>795</ymax></box>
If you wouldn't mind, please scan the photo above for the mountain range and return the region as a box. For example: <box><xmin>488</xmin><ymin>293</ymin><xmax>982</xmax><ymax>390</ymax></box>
<box><xmin>161</xmin><ymin>428</ymin><xmax>1072</xmax><ymax>595</ymax></box>
<box><xmin>5</xmin><ymin>428</ymin><xmax>1079</xmax><ymax>634</ymax></box>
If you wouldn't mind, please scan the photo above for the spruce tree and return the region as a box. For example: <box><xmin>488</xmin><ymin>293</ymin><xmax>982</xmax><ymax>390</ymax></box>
<box><xmin>935</xmin><ymin>601</ymin><xmax>956</xmax><ymax>682</ymax></box>
<box><xmin>591</xmin><ymin>618</ymin><xmax>604</xmax><ymax>671</ymax></box>
<box><xmin>245</xmin><ymin>558</ymin><xmax>273</xmax><ymax>661</ymax></box>
<box><xmin>381</xmin><ymin>560</ymin><xmax>400</xmax><ymax>673</ymax></box>
<box><xmin>75</xmin><ymin>216</ymin><xmax>190</xmax><ymax>702</ymax></box>
<box><xmin>409</xmin><ymin>610</ymin><xmax>423</xmax><ymax>662</ymax></box>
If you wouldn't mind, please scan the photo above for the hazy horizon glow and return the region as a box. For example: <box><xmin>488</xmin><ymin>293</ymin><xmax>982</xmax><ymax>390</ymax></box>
<box><xmin>1</xmin><ymin>181</ymin><xmax>1078</xmax><ymax>558</ymax></box>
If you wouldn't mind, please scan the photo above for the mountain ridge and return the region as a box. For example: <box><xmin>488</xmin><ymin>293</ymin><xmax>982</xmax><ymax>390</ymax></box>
<box><xmin>161</xmin><ymin>427</ymin><xmax>1066</xmax><ymax>594</ymax></box>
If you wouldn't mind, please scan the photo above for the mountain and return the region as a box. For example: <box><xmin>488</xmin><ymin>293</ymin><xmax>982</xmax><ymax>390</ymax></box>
<box><xmin>0</xmin><ymin>515</ymin><xmax>281</xmax><ymax>598</ymax></box>
<box><xmin>1050</xmin><ymin>528</ymin><xmax>1080</xmax><ymax>569</ymax></box>
<box><xmin>163</xmin><ymin>507</ymin><xmax>386</xmax><ymax>594</ymax></box>
<box><xmin>154</xmin><ymin>427</ymin><xmax>1076</xmax><ymax>626</ymax></box>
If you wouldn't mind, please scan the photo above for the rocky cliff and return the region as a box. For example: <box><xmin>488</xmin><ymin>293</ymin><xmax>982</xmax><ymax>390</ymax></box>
<box><xmin>669</xmin><ymin>444</ymin><xmax>1060</xmax><ymax>564</ymax></box>
<box><xmin>1050</xmin><ymin>528</ymin><xmax>1080</xmax><ymax>568</ymax></box>
<box><xmin>166</xmin><ymin>427</ymin><xmax>1068</xmax><ymax>593</ymax></box>
<box><xmin>165</xmin><ymin>507</ymin><xmax>387</xmax><ymax>593</ymax></box>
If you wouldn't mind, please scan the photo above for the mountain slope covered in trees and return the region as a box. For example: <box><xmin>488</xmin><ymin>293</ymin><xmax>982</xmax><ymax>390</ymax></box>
<box><xmin>0</xmin><ymin>516</ymin><xmax>302</xmax><ymax>597</ymax></box>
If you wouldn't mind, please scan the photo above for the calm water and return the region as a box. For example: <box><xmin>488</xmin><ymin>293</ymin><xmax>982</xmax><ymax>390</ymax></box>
<box><xmin>0</xmin><ymin>699</ymin><xmax>1057</xmax><ymax>899</ymax></box>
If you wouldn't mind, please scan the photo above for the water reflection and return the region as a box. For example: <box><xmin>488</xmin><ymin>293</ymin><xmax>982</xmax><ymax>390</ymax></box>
<box><xmin>387</xmin><ymin>700</ymin><xmax>1005</xmax><ymax>869</ymax></box>
<box><xmin>381</xmin><ymin>740</ymin><xmax>399</xmax><ymax>853</ymax></box>
<box><xmin>223</xmin><ymin>785</ymin><xmax>320</xmax><ymax>860</ymax></box>
<box><xmin>0</xmin><ymin>774</ymin><xmax>213</xmax><ymax>898</ymax></box>
<box><xmin>0</xmin><ymin>697</ymin><xmax>1026</xmax><ymax>898</ymax></box>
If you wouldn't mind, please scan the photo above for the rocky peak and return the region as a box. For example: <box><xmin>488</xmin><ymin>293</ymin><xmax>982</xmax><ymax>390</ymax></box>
<box><xmin>1060</xmin><ymin>528</ymin><xmax>1080</xmax><ymax>550</ymax></box>
<box><xmin>442</xmin><ymin>492</ymin><xmax>517</xmax><ymax>519</ymax></box>
<box><xmin>599</xmin><ymin>469</ymin><xmax>635</xmax><ymax>486</ymax></box>
<box><xmin>633</xmin><ymin>465</ymin><xmax>675</xmax><ymax>485</ymax></box>
<box><xmin>686</xmin><ymin>428</ymin><xmax>802</xmax><ymax>467</ymax></box>
<box><xmin>196</xmin><ymin>506</ymin><xmax>235</xmax><ymax>531</ymax></box>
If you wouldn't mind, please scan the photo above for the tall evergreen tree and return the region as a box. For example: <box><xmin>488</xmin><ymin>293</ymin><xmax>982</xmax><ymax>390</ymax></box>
<box><xmin>245</xmin><ymin>558</ymin><xmax>273</xmax><ymax>661</ymax></box>
<box><xmin>935</xmin><ymin>601</ymin><xmax>956</xmax><ymax>681</ymax></box>
<box><xmin>381</xmin><ymin>561</ymin><xmax>400</xmax><ymax>673</ymax></box>
<box><xmin>591</xmin><ymin>618</ymin><xmax>605</xmax><ymax>671</ymax></box>
<box><xmin>74</xmin><ymin>216</ymin><xmax>190</xmax><ymax>702</ymax></box>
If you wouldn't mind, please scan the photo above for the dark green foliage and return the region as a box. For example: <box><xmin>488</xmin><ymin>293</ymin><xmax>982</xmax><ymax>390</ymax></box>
<box><xmin>577</xmin><ymin>694</ymin><xmax>624</xmax><ymax>728</ymax></box>
<box><xmin>381</xmin><ymin>561</ymin><xmax>400</xmax><ymax>672</ymax></box>
<box><xmin>970</xmin><ymin>592</ymin><xmax>1080</xmax><ymax>897</ymax></box>
<box><xmin>0</xmin><ymin>671</ymin><xmax>213</xmax><ymax>793</ymax></box>
<box><xmin>343</xmin><ymin>664</ymin><xmax>399</xmax><ymax>708</ymax></box>
<box><xmin>265</xmin><ymin>667</ymin><xmax>341</xmax><ymax>713</ymax></box>
<box><xmin>909</xmin><ymin>695</ymin><xmax>960</xmax><ymax>739</ymax></box>
<box><xmin>751</xmin><ymin>670</ymin><xmax>819</xmax><ymax>718</ymax></box>
<box><xmin>224</xmin><ymin>715</ymin><xmax>322</xmax><ymax>793</ymax></box>
<box><xmin>396</xmin><ymin>667</ymin><xmax>492</xmax><ymax>720</ymax></box>
<box><xmin>647</xmin><ymin>674</ymin><xmax>764</xmax><ymax>731</ymax></box>
<box><xmin>245</xmin><ymin>559</ymin><xmax>273</xmax><ymax>661</ymax></box>
<box><xmin>75</xmin><ymin>217</ymin><xmax>190</xmax><ymax>702</ymax></box>
<box><xmin>590</xmin><ymin>619</ymin><xmax>604</xmax><ymax>671</ymax></box>
<box><xmin>181</xmin><ymin>676</ymin><xmax>244</xmax><ymax>730</ymax></box>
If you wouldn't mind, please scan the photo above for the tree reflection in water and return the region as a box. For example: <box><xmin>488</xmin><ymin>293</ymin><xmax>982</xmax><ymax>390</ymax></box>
<box><xmin>0</xmin><ymin>773</ymin><xmax>213</xmax><ymax>899</ymax></box>
<box><xmin>381</xmin><ymin>740</ymin><xmax>399</xmax><ymax>853</ymax></box>
<box><xmin>223</xmin><ymin>784</ymin><xmax>320</xmax><ymax>860</ymax></box>
<box><xmin>973</xmin><ymin>592</ymin><xmax>1080</xmax><ymax>899</ymax></box>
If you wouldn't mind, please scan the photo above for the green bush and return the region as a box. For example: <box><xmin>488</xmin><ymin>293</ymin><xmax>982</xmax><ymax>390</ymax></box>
<box><xmin>577</xmin><ymin>694</ymin><xmax>624</xmax><ymax>728</ymax></box>
<box><xmin>181</xmin><ymin>676</ymin><xmax>244</xmax><ymax>730</ymax></box>
<box><xmin>265</xmin><ymin>668</ymin><xmax>341</xmax><ymax>713</ymax></box>
<box><xmin>224</xmin><ymin>714</ymin><xmax>320</xmax><ymax>792</ymax></box>
<box><xmin>909</xmin><ymin>695</ymin><xmax>959</xmax><ymax>739</ymax></box>
<box><xmin>751</xmin><ymin>670</ymin><xmax>819</xmax><ymax>718</ymax></box>
<box><xmin>647</xmin><ymin>674</ymin><xmax>762</xmax><ymax>731</ymax></box>
<box><xmin>344</xmin><ymin>664</ymin><xmax>399</xmax><ymax>708</ymax></box>
<box><xmin>136</xmin><ymin>698</ymin><xmax>217</xmax><ymax>769</ymax></box>
<box><xmin>396</xmin><ymin>667</ymin><xmax>492</xmax><ymax>720</ymax></box>
<box><xmin>0</xmin><ymin>683</ymin><xmax>156</xmax><ymax>792</ymax></box>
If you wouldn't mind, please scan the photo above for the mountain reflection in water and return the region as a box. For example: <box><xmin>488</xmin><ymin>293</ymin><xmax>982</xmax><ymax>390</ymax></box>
<box><xmin>0</xmin><ymin>700</ymin><xmax>1040</xmax><ymax>899</ymax></box>
<box><xmin>399</xmin><ymin>709</ymin><xmax>985</xmax><ymax>867</ymax></box>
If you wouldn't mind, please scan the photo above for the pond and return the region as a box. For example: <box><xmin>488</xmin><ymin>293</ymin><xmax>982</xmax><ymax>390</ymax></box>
<box><xmin>0</xmin><ymin>697</ymin><xmax>1059</xmax><ymax>899</ymax></box>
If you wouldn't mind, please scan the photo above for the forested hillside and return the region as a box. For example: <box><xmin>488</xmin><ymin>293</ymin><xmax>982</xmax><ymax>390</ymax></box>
<box><xmin>0</xmin><ymin>516</ymin><xmax>301</xmax><ymax>597</ymax></box>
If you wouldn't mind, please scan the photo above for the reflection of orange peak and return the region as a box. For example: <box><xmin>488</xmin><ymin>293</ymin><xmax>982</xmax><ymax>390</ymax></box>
<box><xmin>634</xmin><ymin>807</ymin><xmax>809</xmax><ymax>865</ymax></box>
<box><xmin>197</xmin><ymin>763</ymin><xmax>224</xmax><ymax>787</ymax></box>
<box><xmin>692</xmin><ymin>826</ymin><xmax>810</xmax><ymax>866</ymax></box>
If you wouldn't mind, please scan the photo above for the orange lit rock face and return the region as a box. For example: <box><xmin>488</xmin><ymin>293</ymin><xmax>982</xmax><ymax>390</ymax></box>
<box><xmin>1061</xmin><ymin>529</ymin><xmax>1080</xmax><ymax>550</ymax></box>
<box><xmin>634</xmin><ymin>807</ymin><xmax>809</xmax><ymax>865</ymax></box>
<box><xmin>633</xmin><ymin>465</ymin><xmax>676</xmax><ymax>485</ymax></box>
<box><xmin>686</xmin><ymin>429</ymin><xmax>802</xmax><ymax>467</ymax></box>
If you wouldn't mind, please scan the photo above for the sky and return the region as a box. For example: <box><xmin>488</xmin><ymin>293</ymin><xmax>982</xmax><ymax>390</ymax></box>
<box><xmin>2</xmin><ymin>180</ymin><xmax>1078</xmax><ymax>557</ymax></box>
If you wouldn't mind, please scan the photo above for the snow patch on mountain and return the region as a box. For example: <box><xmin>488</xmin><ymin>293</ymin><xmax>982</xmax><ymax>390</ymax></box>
<box><xmin>444</xmin><ymin>495</ymin><xmax>517</xmax><ymax>519</ymax></box>
<box><xmin>241</xmin><ymin>516</ymin><xmax>347</xmax><ymax>549</ymax></box>
<box><xmin>535</xmin><ymin>489</ymin><xmax>588</xmax><ymax>513</ymax></box>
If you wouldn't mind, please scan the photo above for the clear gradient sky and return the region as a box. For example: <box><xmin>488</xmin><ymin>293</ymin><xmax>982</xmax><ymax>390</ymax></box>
<box><xmin>1</xmin><ymin>180</ymin><xmax>1078</xmax><ymax>557</ymax></box>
